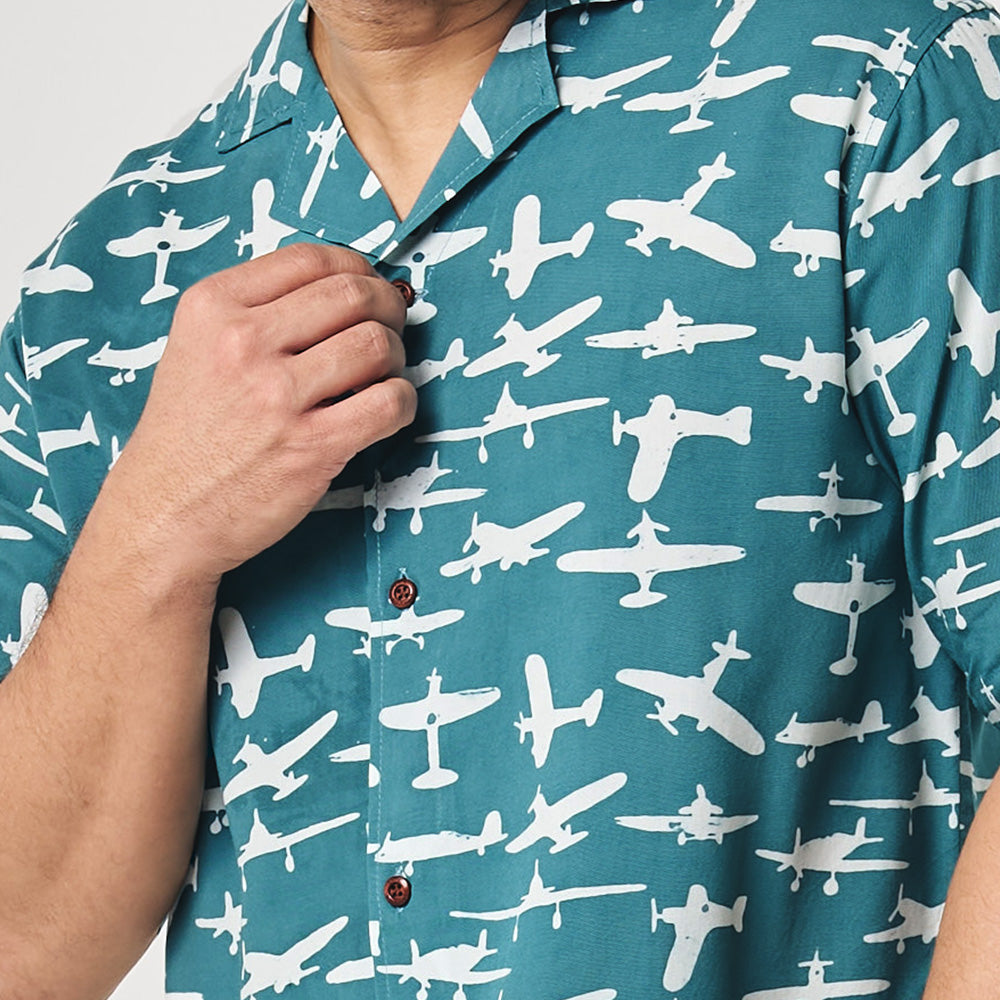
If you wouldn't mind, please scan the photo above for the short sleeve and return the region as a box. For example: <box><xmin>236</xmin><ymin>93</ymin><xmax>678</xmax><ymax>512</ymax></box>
<box><xmin>843</xmin><ymin>10</ymin><xmax>1000</xmax><ymax>719</ymax></box>
<box><xmin>0</xmin><ymin>309</ymin><xmax>73</xmax><ymax>681</ymax></box>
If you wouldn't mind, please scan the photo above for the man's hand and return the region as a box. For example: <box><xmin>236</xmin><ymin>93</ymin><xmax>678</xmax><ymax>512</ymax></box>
<box><xmin>111</xmin><ymin>241</ymin><xmax>416</xmax><ymax>585</ymax></box>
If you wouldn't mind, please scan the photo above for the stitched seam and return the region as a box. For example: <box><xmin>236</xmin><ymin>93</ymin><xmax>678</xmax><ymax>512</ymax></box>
<box><xmin>846</xmin><ymin>5</ymin><xmax>996</xmax><ymax>195</ymax></box>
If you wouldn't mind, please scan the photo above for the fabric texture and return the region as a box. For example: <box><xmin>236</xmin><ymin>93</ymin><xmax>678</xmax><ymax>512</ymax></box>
<box><xmin>3</xmin><ymin>0</ymin><xmax>1000</xmax><ymax>997</ymax></box>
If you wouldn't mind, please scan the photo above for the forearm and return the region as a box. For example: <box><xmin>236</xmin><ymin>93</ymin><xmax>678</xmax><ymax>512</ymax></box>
<box><xmin>0</xmin><ymin>475</ymin><xmax>218</xmax><ymax>1000</ymax></box>
<box><xmin>922</xmin><ymin>777</ymin><xmax>1000</xmax><ymax>999</ymax></box>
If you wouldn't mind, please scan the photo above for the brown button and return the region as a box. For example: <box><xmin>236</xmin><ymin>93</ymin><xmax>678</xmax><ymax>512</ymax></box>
<box><xmin>384</xmin><ymin>874</ymin><xmax>412</xmax><ymax>908</ymax></box>
<box><xmin>391</xmin><ymin>279</ymin><xmax>415</xmax><ymax>308</ymax></box>
<box><xmin>389</xmin><ymin>576</ymin><xmax>418</xmax><ymax>610</ymax></box>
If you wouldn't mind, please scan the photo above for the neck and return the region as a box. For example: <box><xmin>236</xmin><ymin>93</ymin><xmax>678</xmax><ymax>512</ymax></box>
<box><xmin>307</xmin><ymin>0</ymin><xmax>527</xmax><ymax>218</ymax></box>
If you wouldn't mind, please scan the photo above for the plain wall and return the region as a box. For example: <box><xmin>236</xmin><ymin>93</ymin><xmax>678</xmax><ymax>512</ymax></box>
<box><xmin>0</xmin><ymin>1</ymin><xmax>287</xmax><ymax>996</ymax></box>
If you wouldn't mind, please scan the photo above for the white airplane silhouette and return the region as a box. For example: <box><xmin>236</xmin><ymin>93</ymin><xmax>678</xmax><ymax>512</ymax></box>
<box><xmin>846</xmin><ymin>318</ymin><xmax>930</xmax><ymax>437</ymax></box>
<box><xmin>4</xmin><ymin>371</ymin><xmax>29</xmax><ymax>404</ymax></box>
<box><xmin>37</xmin><ymin>411</ymin><xmax>99</xmax><ymax>461</ymax></box>
<box><xmin>953</xmin><ymin>146</ymin><xmax>1000</xmax><ymax>187</ymax></box>
<box><xmin>901</xmin><ymin>432</ymin><xmax>962</xmax><ymax>503</ymax></box>
<box><xmin>215</xmin><ymin>607</ymin><xmax>315</xmax><ymax>719</ymax></box>
<box><xmin>789</xmin><ymin>81</ymin><xmax>885</xmax><ymax>158</ymax></box>
<box><xmin>776</xmin><ymin>700</ymin><xmax>889</xmax><ymax>768</ymax></box>
<box><xmin>586</xmin><ymin>297</ymin><xmax>755</xmax><ymax>359</ymax></box>
<box><xmin>863</xmin><ymin>884</ymin><xmax>944</xmax><ymax>954</ymax></box>
<box><xmin>756</xmin><ymin>817</ymin><xmax>908</xmax><ymax>895</ymax></box>
<box><xmin>22</xmin><ymin>335</ymin><xmax>88</xmax><ymax>381</ymax></box>
<box><xmin>404</xmin><ymin>340</ymin><xmax>469</xmax><ymax>388</ymax></box>
<box><xmin>793</xmin><ymin>554</ymin><xmax>896</xmax><ymax>675</ymax></box>
<box><xmin>26</xmin><ymin>487</ymin><xmax>65</xmax><ymax>534</ymax></box>
<box><xmin>441</xmin><ymin>501</ymin><xmax>585</xmax><ymax>584</ymax></box>
<box><xmin>851</xmin><ymin>118</ymin><xmax>958</xmax><ymax>237</ymax></box>
<box><xmin>920</xmin><ymin>548</ymin><xmax>1000</xmax><ymax>630</ymax></box>
<box><xmin>981</xmin><ymin>680</ymin><xmax>1000</xmax><ymax>725</ymax></box>
<box><xmin>376</xmin><ymin>929</ymin><xmax>511</xmax><ymax>1000</ymax></box>
<box><xmin>557</xmin><ymin>509</ymin><xmax>746</xmax><ymax>608</ymax></box>
<box><xmin>368</xmin><ymin>453</ymin><xmax>486</xmax><ymax>533</ymax></box>
<box><xmin>236</xmin><ymin>3</ymin><xmax>302</xmax><ymax>144</ymax></box>
<box><xmin>106</xmin><ymin>209</ymin><xmax>230</xmax><ymax>305</ymax></box>
<box><xmin>223</xmin><ymin>708</ymin><xmax>339</xmax><ymax>803</ymax></box>
<box><xmin>490</xmin><ymin>198</ymin><xmax>595</xmax><ymax>300</ymax></box>
<box><xmin>375</xmin><ymin>810</ymin><xmax>506</xmax><ymax>875</ymax></box>
<box><xmin>506</xmin><ymin>772</ymin><xmax>627</xmax><ymax>854</ymax></box>
<box><xmin>0</xmin><ymin>523</ymin><xmax>31</xmax><ymax>542</ymax></box>
<box><xmin>617</xmin><ymin>631</ymin><xmax>765</xmax><ymax>755</ymax></box>
<box><xmin>379</xmin><ymin>667</ymin><xmax>501</xmax><ymax>789</ymax></box>
<box><xmin>241</xmin><ymin>916</ymin><xmax>348</xmax><ymax>1000</ymax></box>
<box><xmin>325</xmin><ymin>917</ymin><xmax>379</xmax><ymax>984</ymax></box>
<box><xmin>947</xmin><ymin>267</ymin><xmax>1000</xmax><ymax>377</ymax></box>
<box><xmin>498</xmin><ymin>6</ymin><xmax>545</xmax><ymax>52</ymax></box>
<box><xmin>937</xmin><ymin>13</ymin><xmax>1000</xmax><ymax>99</ymax></box>
<box><xmin>328</xmin><ymin>742</ymin><xmax>380</xmax><ymax>788</ymax></box>
<box><xmin>300</xmin><ymin>116</ymin><xmax>347</xmax><ymax>217</ymax></box>
<box><xmin>194</xmin><ymin>891</ymin><xmax>246</xmax><ymax>956</ymax></box>
<box><xmin>831</xmin><ymin>761</ymin><xmax>959</xmax><ymax>834</ymax></box>
<box><xmin>324</xmin><ymin>603</ymin><xmax>465</xmax><ymax>658</ymax></box>
<box><xmin>650</xmin><ymin>885</ymin><xmax>746</xmax><ymax>992</ymax></box>
<box><xmin>201</xmin><ymin>785</ymin><xmax>228</xmax><ymax>834</ymax></box>
<box><xmin>711</xmin><ymin>0</ymin><xmax>757</xmax><ymax>48</ymax></box>
<box><xmin>394</xmin><ymin>224</ymin><xmax>489</xmax><ymax>290</ymax></box>
<box><xmin>236</xmin><ymin>178</ymin><xmax>296</xmax><ymax>260</ymax></box>
<box><xmin>555</xmin><ymin>55</ymin><xmax>673</xmax><ymax>114</ymax></box>
<box><xmin>237</xmin><ymin>807</ymin><xmax>360</xmax><ymax>887</ymax></box>
<box><xmin>2</xmin><ymin>580</ymin><xmax>48</xmax><ymax>667</ymax></box>
<box><xmin>465</xmin><ymin>296</ymin><xmax>602</xmax><ymax>378</ymax></box>
<box><xmin>755</xmin><ymin>464</ymin><xmax>882</xmax><ymax>532</ymax></box>
<box><xmin>900</xmin><ymin>595</ymin><xmax>941</xmax><ymax>670</ymax></box>
<box><xmin>86</xmin><ymin>336</ymin><xmax>167</xmax><ymax>386</ymax></box>
<box><xmin>962</xmin><ymin>392</ymin><xmax>1000</xmax><ymax>469</ymax></box>
<box><xmin>449</xmin><ymin>858</ymin><xmax>646</xmax><ymax>942</ymax></box>
<box><xmin>417</xmin><ymin>382</ymin><xmax>608</xmax><ymax>463</ymax></box>
<box><xmin>615</xmin><ymin>783</ymin><xmax>758</xmax><ymax>845</ymax></box>
<box><xmin>813</xmin><ymin>27</ymin><xmax>916</xmax><ymax>87</ymax></box>
<box><xmin>613</xmin><ymin>394</ymin><xmax>752</xmax><ymax>503</ymax></box>
<box><xmin>20</xmin><ymin>221</ymin><xmax>93</xmax><ymax>296</ymax></box>
<box><xmin>606</xmin><ymin>153</ymin><xmax>756</xmax><ymax>267</ymax></box>
<box><xmin>459</xmin><ymin>98</ymin><xmax>494</xmax><ymax>158</ymax></box>
<box><xmin>760</xmin><ymin>337</ymin><xmax>849</xmax><ymax>414</ymax></box>
<box><xmin>769</xmin><ymin>222</ymin><xmax>841</xmax><ymax>277</ymax></box>
<box><xmin>0</xmin><ymin>402</ymin><xmax>24</xmax><ymax>437</ymax></box>
<box><xmin>0</xmin><ymin>427</ymin><xmax>47</xmax><ymax>478</ymax></box>
<box><xmin>623</xmin><ymin>54</ymin><xmax>790</xmax><ymax>133</ymax></box>
<box><xmin>515</xmin><ymin>653</ymin><xmax>603</xmax><ymax>768</ymax></box>
<box><xmin>102</xmin><ymin>152</ymin><xmax>225</xmax><ymax>197</ymax></box>
<box><xmin>743</xmin><ymin>951</ymin><xmax>890</xmax><ymax>999</ymax></box>
<box><xmin>936</xmin><ymin>513</ymin><xmax>1000</xmax><ymax>546</ymax></box>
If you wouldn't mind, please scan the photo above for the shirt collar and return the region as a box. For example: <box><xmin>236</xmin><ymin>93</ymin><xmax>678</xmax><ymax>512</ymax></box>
<box><xmin>215</xmin><ymin>0</ymin><xmax>623</xmax><ymax>154</ymax></box>
<box><xmin>214</xmin><ymin>0</ymin><xmax>622</xmax><ymax>256</ymax></box>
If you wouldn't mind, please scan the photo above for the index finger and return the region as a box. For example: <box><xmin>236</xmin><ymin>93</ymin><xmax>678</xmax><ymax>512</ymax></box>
<box><xmin>209</xmin><ymin>242</ymin><xmax>378</xmax><ymax>307</ymax></box>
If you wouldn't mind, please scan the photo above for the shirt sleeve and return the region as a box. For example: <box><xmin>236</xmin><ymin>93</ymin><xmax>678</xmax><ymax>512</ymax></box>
<box><xmin>843</xmin><ymin>10</ymin><xmax>1000</xmax><ymax>722</ymax></box>
<box><xmin>0</xmin><ymin>308</ymin><xmax>73</xmax><ymax>682</ymax></box>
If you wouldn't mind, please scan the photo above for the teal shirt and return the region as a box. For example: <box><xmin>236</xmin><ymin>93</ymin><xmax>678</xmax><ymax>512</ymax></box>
<box><xmin>4</xmin><ymin>1</ymin><xmax>1000</xmax><ymax>996</ymax></box>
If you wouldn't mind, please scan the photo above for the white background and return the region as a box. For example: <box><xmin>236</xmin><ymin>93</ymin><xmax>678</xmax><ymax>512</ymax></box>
<box><xmin>0</xmin><ymin>1</ymin><xmax>286</xmax><ymax>996</ymax></box>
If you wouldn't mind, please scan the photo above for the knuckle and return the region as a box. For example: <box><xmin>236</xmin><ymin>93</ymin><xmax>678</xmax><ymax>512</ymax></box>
<box><xmin>282</xmin><ymin>241</ymin><xmax>330</xmax><ymax>276</ymax></box>
<box><xmin>176</xmin><ymin>278</ymin><xmax>218</xmax><ymax>318</ymax></box>
<box><xmin>214</xmin><ymin>315</ymin><xmax>258</xmax><ymax>367</ymax></box>
<box><xmin>361</xmin><ymin>322</ymin><xmax>399</xmax><ymax>372</ymax></box>
<box><xmin>379</xmin><ymin>378</ymin><xmax>418</xmax><ymax>427</ymax></box>
<box><xmin>328</xmin><ymin>272</ymin><xmax>372</xmax><ymax>317</ymax></box>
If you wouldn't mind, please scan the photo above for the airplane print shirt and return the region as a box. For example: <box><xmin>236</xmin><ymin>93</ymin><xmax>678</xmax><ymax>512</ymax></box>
<box><xmin>3</xmin><ymin>0</ymin><xmax>1000</xmax><ymax>997</ymax></box>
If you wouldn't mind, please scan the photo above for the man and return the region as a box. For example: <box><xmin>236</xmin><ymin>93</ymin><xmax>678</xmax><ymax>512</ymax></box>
<box><xmin>1</xmin><ymin>0</ymin><xmax>998</xmax><ymax>997</ymax></box>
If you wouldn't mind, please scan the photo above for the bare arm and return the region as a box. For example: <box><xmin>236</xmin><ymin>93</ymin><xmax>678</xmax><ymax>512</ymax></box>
<box><xmin>922</xmin><ymin>779</ymin><xmax>1000</xmax><ymax>999</ymax></box>
<box><xmin>0</xmin><ymin>243</ymin><xmax>416</xmax><ymax>1000</ymax></box>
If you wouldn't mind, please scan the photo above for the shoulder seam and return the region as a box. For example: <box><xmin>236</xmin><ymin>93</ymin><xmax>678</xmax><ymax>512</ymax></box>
<box><xmin>846</xmin><ymin>5</ymin><xmax>996</xmax><ymax>196</ymax></box>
